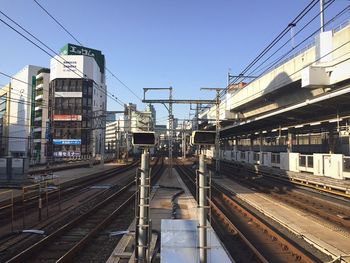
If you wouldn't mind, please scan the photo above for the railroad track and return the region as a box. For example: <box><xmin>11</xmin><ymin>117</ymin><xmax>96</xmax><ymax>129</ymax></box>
<box><xmin>219</xmin><ymin>161</ymin><xmax>350</xmax><ymax>231</ymax></box>
<box><xmin>0</xmin><ymin>160</ymin><xmax>140</xmax><ymax>229</ymax></box>
<box><xmin>217</xmin><ymin>159</ymin><xmax>350</xmax><ymax>199</ymax></box>
<box><xmin>0</xmin><ymin>160</ymin><xmax>142</xmax><ymax>254</ymax></box>
<box><xmin>2</xmin><ymin>158</ymin><xmax>164</xmax><ymax>263</ymax></box>
<box><xmin>175</xmin><ymin>160</ymin><xmax>321</xmax><ymax>263</ymax></box>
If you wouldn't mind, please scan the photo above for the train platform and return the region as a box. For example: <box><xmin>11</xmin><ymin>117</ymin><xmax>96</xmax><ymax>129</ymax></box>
<box><xmin>150</xmin><ymin>167</ymin><xmax>198</xmax><ymax>227</ymax></box>
<box><xmin>107</xmin><ymin>167</ymin><xmax>232</xmax><ymax>263</ymax></box>
<box><xmin>0</xmin><ymin>161</ymin><xmax>129</xmax><ymax>203</ymax></box>
<box><xmin>214</xmin><ymin>175</ymin><xmax>350</xmax><ymax>261</ymax></box>
<box><xmin>223</xmin><ymin>159</ymin><xmax>350</xmax><ymax>198</ymax></box>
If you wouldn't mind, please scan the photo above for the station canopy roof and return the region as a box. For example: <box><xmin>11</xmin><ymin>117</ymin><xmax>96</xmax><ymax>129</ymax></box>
<box><xmin>220</xmin><ymin>84</ymin><xmax>350</xmax><ymax>138</ymax></box>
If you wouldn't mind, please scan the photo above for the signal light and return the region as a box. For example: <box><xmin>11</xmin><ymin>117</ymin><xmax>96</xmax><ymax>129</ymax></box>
<box><xmin>191</xmin><ymin>131</ymin><xmax>216</xmax><ymax>145</ymax></box>
<box><xmin>132</xmin><ymin>132</ymin><xmax>156</xmax><ymax>146</ymax></box>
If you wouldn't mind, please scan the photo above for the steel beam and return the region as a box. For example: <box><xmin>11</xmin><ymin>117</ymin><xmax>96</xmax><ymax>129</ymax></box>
<box><xmin>142</xmin><ymin>99</ymin><xmax>214</xmax><ymax>104</ymax></box>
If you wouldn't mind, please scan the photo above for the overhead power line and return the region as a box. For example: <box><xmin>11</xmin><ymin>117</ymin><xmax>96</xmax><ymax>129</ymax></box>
<box><xmin>229</xmin><ymin>0</ymin><xmax>320</xmax><ymax>85</ymax></box>
<box><xmin>32</xmin><ymin>0</ymin><xmax>83</xmax><ymax>46</ymax></box>
<box><xmin>105</xmin><ymin>68</ymin><xmax>142</xmax><ymax>101</ymax></box>
<box><xmin>32</xmin><ymin>0</ymin><xmax>142</xmax><ymax>102</ymax></box>
<box><xmin>0</xmin><ymin>11</ymin><xmax>123</xmax><ymax>108</ymax></box>
<box><xmin>199</xmin><ymin>1</ymin><xmax>345</xmax><ymax>117</ymax></box>
<box><xmin>243</xmin><ymin>0</ymin><xmax>336</xmax><ymax>81</ymax></box>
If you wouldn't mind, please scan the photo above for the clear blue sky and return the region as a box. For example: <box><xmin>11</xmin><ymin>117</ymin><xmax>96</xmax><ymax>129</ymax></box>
<box><xmin>1</xmin><ymin>0</ymin><xmax>349</xmax><ymax>124</ymax></box>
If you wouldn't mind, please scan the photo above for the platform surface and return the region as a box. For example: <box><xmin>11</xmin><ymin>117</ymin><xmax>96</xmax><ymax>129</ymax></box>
<box><xmin>161</xmin><ymin>219</ymin><xmax>232</xmax><ymax>263</ymax></box>
<box><xmin>150</xmin><ymin>167</ymin><xmax>198</xmax><ymax>231</ymax></box>
<box><xmin>214</xmin><ymin>176</ymin><xmax>350</xmax><ymax>261</ymax></box>
<box><xmin>107</xmin><ymin>168</ymin><xmax>233</xmax><ymax>263</ymax></box>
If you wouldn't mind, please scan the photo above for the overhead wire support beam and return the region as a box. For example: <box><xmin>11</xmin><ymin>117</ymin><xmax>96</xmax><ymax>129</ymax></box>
<box><xmin>143</xmin><ymin>88</ymin><xmax>216</xmax><ymax>176</ymax></box>
<box><xmin>142</xmin><ymin>99</ymin><xmax>215</xmax><ymax>104</ymax></box>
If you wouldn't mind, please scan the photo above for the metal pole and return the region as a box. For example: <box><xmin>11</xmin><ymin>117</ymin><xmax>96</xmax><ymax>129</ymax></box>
<box><xmin>169</xmin><ymin>87</ymin><xmax>173</xmax><ymax>177</ymax></box>
<box><xmin>38</xmin><ymin>184</ymin><xmax>42</xmax><ymax>221</ymax></box>
<box><xmin>289</xmin><ymin>23</ymin><xmax>296</xmax><ymax>49</ymax></box>
<box><xmin>137</xmin><ymin>148</ymin><xmax>149</xmax><ymax>262</ymax></box>
<box><xmin>196</xmin><ymin>104</ymin><xmax>199</xmax><ymax>155</ymax></box>
<box><xmin>320</xmin><ymin>0</ymin><xmax>324</xmax><ymax>33</ymax></box>
<box><xmin>89</xmin><ymin>111</ymin><xmax>94</xmax><ymax>168</ymax></box>
<box><xmin>200</xmin><ymin>87</ymin><xmax>223</xmax><ymax>175</ymax></box>
<box><xmin>182</xmin><ymin>121</ymin><xmax>186</xmax><ymax>159</ymax></box>
<box><xmin>116</xmin><ymin>120</ymin><xmax>120</xmax><ymax>161</ymax></box>
<box><xmin>100</xmin><ymin>133</ymin><xmax>105</xmax><ymax>167</ymax></box>
<box><xmin>215</xmin><ymin>90</ymin><xmax>220</xmax><ymax>175</ymax></box>
<box><xmin>11</xmin><ymin>191</ymin><xmax>14</xmax><ymax>232</ymax></box>
<box><xmin>198</xmin><ymin>154</ymin><xmax>207</xmax><ymax>263</ymax></box>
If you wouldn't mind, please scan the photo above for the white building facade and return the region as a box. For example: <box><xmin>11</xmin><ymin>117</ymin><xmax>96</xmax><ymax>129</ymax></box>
<box><xmin>7</xmin><ymin>65</ymin><xmax>42</xmax><ymax>157</ymax></box>
<box><xmin>49</xmin><ymin>44</ymin><xmax>106</xmax><ymax>159</ymax></box>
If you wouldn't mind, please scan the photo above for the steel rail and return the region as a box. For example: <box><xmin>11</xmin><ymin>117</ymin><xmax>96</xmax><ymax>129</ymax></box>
<box><xmin>6</xmin><ymin>179</ymin><xmax>135</xmax><ymax>263</ymax></box>
<box><xmin>213</xmin><ymin>184</ymin><xmax>316</xmax><ymax>263</ymax></box>
<box><xmin>208</xmin><ymin>198</ymin><xmax>269</xmax><ymax>263</ymax></box>
<box><xmin>175</xmin><ymin>161</ymin><xmax>317</xmax><ymax>263</ymax></box>
<box><xmin>174</xmin><ymin>162</ymin><xmax>269</xmax><ymax>262</ymax></box>
<box><xmin>219</xmin><ymin>161</ymin><xmax>350</xmax><ymax>228</ymax></box>
<box><xmin>6</xmin><ymin>158</ymin><xmax>163</xmax><ymax>263</ymax></box>
<box><xmin>57</xmin><ymin>159</ymin><xmax>164</xmax><ymax>262</ymax></box>
<box><xmin>219</xmin><ymin>160</ymin><xmax>350</xmax><ymax>199</ymax></box>
<box><xmin>57</xmin><ymin>193</ymin><xmax>136</xmax><ymax>263</ymax></box>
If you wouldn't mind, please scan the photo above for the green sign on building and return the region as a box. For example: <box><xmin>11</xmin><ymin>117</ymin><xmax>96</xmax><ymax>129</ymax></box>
<box><xmin>60</xmin><ymin>43</ymin><xmax>105</xmax><ymax>73</ymax></box>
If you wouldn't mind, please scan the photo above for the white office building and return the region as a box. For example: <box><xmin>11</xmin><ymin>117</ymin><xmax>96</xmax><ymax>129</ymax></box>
<box><xmin>7</xmin><ymin>65</ymin><xmax>42</xmax><ymax>157</ymax></box>
<box><xmin>49</xmin><ymin>44</ymin><xmax>106</xmax><ymax>158</ymax></box>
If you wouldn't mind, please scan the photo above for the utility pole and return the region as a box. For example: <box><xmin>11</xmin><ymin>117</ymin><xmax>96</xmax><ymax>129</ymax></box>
<box><xmin>89</xmin><ymin>109</ymin><xmax>106</xmax><ymax>168</ymax></box>
<box><xmin>320</xmin><ymin>0</ymin><xmax>324</xmax><ymax>33</ymax></box>
<box><xmin>89</xmin><ymin>110</ymin><xmax>95</xmax><ymax>168</ymax></box>
<box><xmin>116</xmin><ymin>119</ymin><xmax>120</xmax><ymax>161</ymax></box>
<box><xmin>169</xmin><ymin>87</ymin><xmax>173</xmax><ymax>177</ymax></box>
<box><xmin>200</xmin><ymin>88</ymin><xmax>224</xmax><ymax>175</ymax></box>
<box><xmin>100</xmin><ymin>133</ymin><xmax>104</xmax><ymax>166</ymax></box>
<box><xmin>182</xmin><ymin>120</ymin><xmax>186</xmax><ymax>159</ymax></box>
<box><xmin>288</xmin><ymin>23</ymin><xmax>296</xmax><ymax>49</ymax></box>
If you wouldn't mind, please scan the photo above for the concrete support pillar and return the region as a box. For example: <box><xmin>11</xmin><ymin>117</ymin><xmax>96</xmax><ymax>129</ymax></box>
<box><xmin>137</xmin><ymin>149</ymin><xmax>150</xmax><ymax>262</ymax></box>
<box><xmin>198</xmin><ymin>154</ymin><xmax>207</xmax><ymax>263</ymax></box>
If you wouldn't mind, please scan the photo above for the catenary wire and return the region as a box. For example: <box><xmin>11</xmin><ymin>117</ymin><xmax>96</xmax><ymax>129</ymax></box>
<box><xmin>32</xmin><ymin>0</ymin><xmax>142</xmax><ymax>102</ymax></box>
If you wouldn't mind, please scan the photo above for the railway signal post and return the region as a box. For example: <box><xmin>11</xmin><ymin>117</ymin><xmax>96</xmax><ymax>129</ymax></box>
<box><xmin>191</xmin><ymin>130</ymin><xmax>216</xmax><ymax>263</ymax></box>
<box><xmin>132</xmin><ymin>132</ymin><xmax>156</xmax><ymax>263</ymax></box>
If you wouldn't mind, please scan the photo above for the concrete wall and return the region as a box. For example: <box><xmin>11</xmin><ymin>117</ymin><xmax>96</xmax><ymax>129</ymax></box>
<box><xmin>201</xmin><ymin>21</ymin><xmax>350</xmax><ymax>121</ymax></box>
